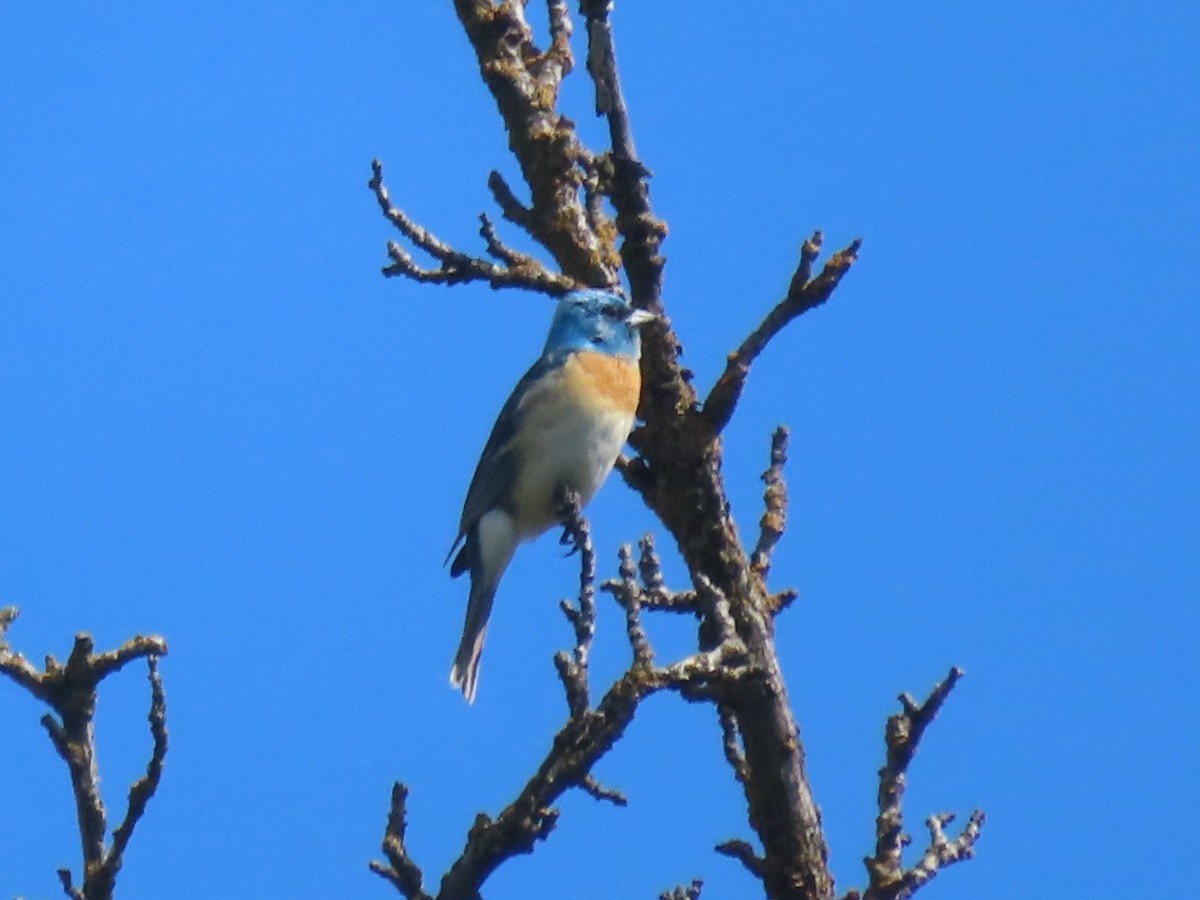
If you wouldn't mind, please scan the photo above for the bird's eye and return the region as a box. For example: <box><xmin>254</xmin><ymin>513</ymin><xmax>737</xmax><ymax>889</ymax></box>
<box><xmin>601</xmin><ymin>303</ymin><xmax>623</xmax><ymax>320</ymax></box>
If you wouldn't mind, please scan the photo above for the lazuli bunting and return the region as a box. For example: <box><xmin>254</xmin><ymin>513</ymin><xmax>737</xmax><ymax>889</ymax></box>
<box><xmin>447</xmin><ymin>288</ymin><xmax>655</xmax><ymax>703</ymax></box>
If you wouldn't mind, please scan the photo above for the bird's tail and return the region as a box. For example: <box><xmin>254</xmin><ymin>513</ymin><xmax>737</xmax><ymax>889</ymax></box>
<box><xmin>450</xmin><ymin>578</ymin><xmax>496</xmax><ymax>704</ymax></box>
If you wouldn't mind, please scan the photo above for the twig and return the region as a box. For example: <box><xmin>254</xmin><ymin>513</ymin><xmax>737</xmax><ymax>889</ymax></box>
<box><xmin>580</xmin><ymin>774</ymin><xmax>627</xmax><ymax>807</ymax></box>
<box><xmin>715</xmin><ymin>838</ymin><xmax>765</xmax><ymax>879</ymax></box>
<box><xmin>765</xmin><ymin>589</ymin><xmax>799</xmax><ymax>616</ymax></box>
<box><xmin>859</xmin><ymin>668</ymin><xmax>985</xmax><ymax>900</ymax></box>
<box><xmin>637</xmin><ymin>533</ymin><xmax>666</xmax><ymax>594</ymax></box>
<box><xmin>57</xmin><ymin>869</ymin><xmax>85</xmax><ymax>900</ymax></box>
<box><xmin>451</xmin><ymin>0</ymin><xmax>618</xmax><ymax>282</ymax></box>
<box><xmin>603</xmin><ymin>544</ymin><xmax>653</xmax><ymax>666</ymax></box>
<box><xmin>369</xmin><ymin>159</ymin><xmax>576</xmax><ymax>294</ymax></box>
<box><xmin>717</xmin><ymin>706</ymin><xmax>749</xmax><ymax>785</ymax></box>
<box><xmin>0</xmin><ymin>606</ymin><xmax>43</xmax><ymax>694</ymax></box>
<box><xmin>693</xmin><ymin>574</ymin><xmax>736</xmax><ymax>646</ymax></box>
<box><xmin>579</xmin><ymin>0</ymin><xmax>666</xmax><ymax>304</ymax></box>
<box><xmin>478</xmin><ymin>213</ymin><xmax>532</xmax><ymax>268</ymax></box>
<box><xmin>630</xmin><ymin>535</ymin><xmax>697</xmax><ymax>613</ymax></box>
<box><xmin>0</xmin><ymin>608</ymin><xmax>168</xmax><ymax>900</ymax></box>
<box><xmin>896</xmin><ymin>811</ymin><xmax>985</xmax><ymax>898</ymax></box>
<box><xmin>543</xmin><ymin>0</ymin><xmax>574</xmax><ymax>80</ymax></box>
<box><xmin>556</xmin><ymin>490</ymin><xmax>596</xmax><ymax>717</ymax></box>
<box><xmin>703</xmin><ymin>233</ymin><xmax>861</xmax><ymax>434</ymax></box>
<box><xmin>659</xmin><ymin>879</ymin><xmax>704</xmax><ymax>900</ymax></box>
<box><xmin>374</xmin><ymin>530</ymin><xmax>751</xmax><ymax>900</ymax></box>
<box><xmin>108</xmin><ymin>656</ymin><xmax>168</xmax><ymax>863</ymax></box>
<box><xmin>486</xmin><ymin>170</ymin><xmax>534</xmax><ymax>231</ymax></box>
<box><xmin>750</xmin><ymin>426</ymin><xmax>790</xmax><ymax>579</ymax></box>
<box><xmin>581</xmin><ymin>155</ymin><xmax>618</xmax><ymax>245</ymax></box>
<box><xmin>368</xmin><ymin>783</ymin><xmax>433</xmax><ymax>900</ymax></box>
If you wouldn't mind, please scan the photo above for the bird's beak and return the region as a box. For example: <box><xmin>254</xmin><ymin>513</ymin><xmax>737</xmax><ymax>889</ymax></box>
<box><xmin>625</xmin><ymin>308</ymin><xmax>657</xmax><ymax>328</ymax></box>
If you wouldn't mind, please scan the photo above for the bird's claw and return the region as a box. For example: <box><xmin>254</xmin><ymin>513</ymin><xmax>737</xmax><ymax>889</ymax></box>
<box><xmin>559</xmin><ymin>524</ymin><xmax>585</xmax><ymax>556</ymax></box>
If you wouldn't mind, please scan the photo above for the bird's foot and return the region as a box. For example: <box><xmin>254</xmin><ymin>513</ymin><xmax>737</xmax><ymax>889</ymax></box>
<box><xmin>559</xmin><ymin>523</ymin><xmax>586</xmax><ymax>556</ymax></box>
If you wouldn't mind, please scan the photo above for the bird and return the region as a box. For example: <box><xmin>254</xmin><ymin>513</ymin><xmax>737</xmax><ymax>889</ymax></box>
<box><xmin>446</xmin><ymin>288</ymin><xmax>656</xmax><ymax>703</ymax></box>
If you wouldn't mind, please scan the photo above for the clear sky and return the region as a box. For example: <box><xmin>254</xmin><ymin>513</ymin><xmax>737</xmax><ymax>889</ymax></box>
<box><xmin>2</xmin><ymin>2</ymin><xmax>1197</xmax><ymax>898</ymax></box>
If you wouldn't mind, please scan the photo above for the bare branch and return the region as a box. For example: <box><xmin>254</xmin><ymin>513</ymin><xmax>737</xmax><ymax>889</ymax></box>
<box><xmin>478</xmin><ymin>213</ymin><xmax>531</xmax><ymax>268</ymax></box>
<box><xmin>0</xmin><ymin>607</ymin><xmax>45</xmax><ymax>696</ymax></box>
<box><xmin>751</xmin><ymin>426</ymin><xmax>790</xmax><ymax>580</ymax></box>
<box><xmin>660</xmin><ymin>879</ymin><xmax>704</xmax><ymax>900</ymax></box>
<box><xmin>603</xmin><ymin>544</ymin><xmax>653</xmax><ymax>666</ymax></box>
<box><xmin>544</xmin><ymin>0</ymin><xmax>574</xmax><ymax>75</ymax></box>
<box><xmin>765</xmin><ymin>589</ymin><xmax>799</xmax><ymax>616</ymax></box>
<box><xmin>89</xmin><ymin>634</ymin><xmax>169</xmax><ymax>682</ymax></box>
<box><xmin>1</xmin><ymin>609</ymin><xmax>168</xmax><ymax>900</ymax></box>
<box><xmin>896</xmin><ymin>811</ymin><xmax>985</xmax><ymax>898</ymax></box>
<box><xmin>369</xmin><ymin>159</ymin><xmax>577</xmax><ymax>294</ymax></box>
<box><xmin>374</xmin><ymin>524</ymin><xmax>755</xmax><ymax>900</ymax></box>
<box><xmin>579</xmin><ymin>774</ymin><xmax>628</xmax><ymax>807</ymax></box>
<box><xmin>702</xmin><ymin>234</ymin><xmax>861</xmax><ymax>434</ymax></box>
<box><xmin>557</xmin><ymin>490</ymin><xmax>597</xmax><ymax>658</ymax></box>
<box><xmin>715</xmin><ymin>838</ymin><xmax>765</xmax><ymax>880</ymax></box>
<box><xmin>374</xmin><ymin>529</ymin><xmax>662</xmax><ymax>899</ymax></box>
<box><xmin>581</xmin><ymin>156</ymin><xmax>618</xmax><ymax>245</ymax></box>
<box><xmin>486</xmin><ymin>170</ymin><xmax>534</xmax><ymax>231</ymax></box>
<box><xmin>859</xmin><ymin>668</ymin><xmax>984</xmax><ymax>900</ymax></box>
<box><xmin>693</xmin><ymin>574</ymin><xmax>736</xmax><ymax>646</ymax></box>
<box><xmin>452</xmin><ymin>0</ymin><xmax>619</xmax><ymax>282</ymax></box>
<box><xmin>57</xmin><ymin>868</ymin><xmax>85</xmax><ymax>900</ymax></box>
<box><xmin>636</xmin><ymin>534</ymin><xmax>665</xmax><ymax>593</ymax></box>
<box><xmin>368</xmin><ymin>782</ymin><xmax>433</xmax><ymax>900</ymax></box>
<box><xmin>621</xmin><ymin>535</ymin><xmax>698</xmax><ymax>613</ymax></box>
<box><xmin>579</xmin><ymin>0</ymin><xmax>666</xmax><ymax>303</ymax></box>
<box><xmin>109</xmin><ymin>656</ymin><xmax>168</xmax><ymax>861</ymax></box>
<box><xmin>717</xmin><ymin>706</ymin><xmax>749</xmax><ymax>785</ymax></box>
<box><xmin>554</xmin><ymin>490</ymin><xmax>597</xmax><ymax>717</ymax></box>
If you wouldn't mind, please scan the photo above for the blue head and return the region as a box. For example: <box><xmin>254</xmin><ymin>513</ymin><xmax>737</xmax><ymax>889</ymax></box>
<box><xmin>542</xmin><ymin>289</ymin><xmax>655</xmax><ymax>359</ymax></box>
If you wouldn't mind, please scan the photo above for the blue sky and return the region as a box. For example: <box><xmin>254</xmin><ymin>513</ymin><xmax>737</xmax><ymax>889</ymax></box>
<box><xmin>2</xmin><ymin>2</ymin><xmax>1197</xmax><ymax>898</ymax></box>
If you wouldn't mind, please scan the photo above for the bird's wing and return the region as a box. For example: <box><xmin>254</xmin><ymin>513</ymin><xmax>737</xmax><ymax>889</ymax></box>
<box><xmin>447</xmin><ymin>352</ymin><xmax>567</xmax><ymax>561</ymax></box>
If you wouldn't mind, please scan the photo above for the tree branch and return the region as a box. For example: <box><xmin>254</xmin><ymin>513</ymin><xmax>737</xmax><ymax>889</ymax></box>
<box><xmin>715</xmin><ymin>838</ymin><xmax>765</xmax><ymax>880</ymax></box>
<box><xmin>751</xmin><ymin>426</ymin><xmax>790</xmax><ymax>581</ymax></box>
<box><xmin>579</xmin><ymin>0</ymin><xmax>666</xmax><ymax>305</ymax></box>
<box><xmin>717</xmin><ymin>706</ymin><xmax>749</xmax><ymax>786</ymax></box>
<box><xmin>368</xmin><ymin>783</ymin><xmax>433</xmax><ymax>900</ymax></box>
<box><xmin>374</xmin><ymin>522</ymin><xmax>753</xmax><ymax>900</ymax></box>
<box><xmin>555</xmin><ymin>489</ymin><xmax>597</xmax><ymax>717</ymax></box>
<box><xmin>452</xmin><ymin>0</ymin><xmax>620</xmax><ymax>283</ymax></box>
<box><xmin>369</xmin><ymin>159</ymin><xmax>576</xmax><ymax>294</ymax></box>
<box><xmin>855</xmin><ymin>668</ymin><xmax>985</xmax><ymax>900</ymax></box>
<box><xmin>629</xmin><ymin>534</ymin><xmax>698</xmax><ymax>614</ymax></box>
<box><xmin>702</xmin><ymin>234</ymin><xmax>861</xmax><ymax>435</ymax></box>
<box><xmin>0</xmin><ymin>608</ymin><xmax>169</xmax><ymax>900</ymax></box>
<box><xmin>896</xmin><ymin>811</ymin><xmax>985</xmax><ymax>898</ymax></box>
<box><xmin>108</xmin><ymin>656</ymin><xmax>168</xmax><ymax>863</ymax></box>
<box><xmin>660</xmin><ymin>879</ymin><xmax>704</xmax><ymax>900</ymax></box>
<box><xmin>486</xmin><ymin>170</ymin><xmax>535</xmax><ymax>231</ymax></box>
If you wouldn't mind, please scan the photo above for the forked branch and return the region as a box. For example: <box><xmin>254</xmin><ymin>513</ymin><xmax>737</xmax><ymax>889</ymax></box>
<box><xmin>0</xmin><ymin>607</ymin><xmax>169</xmax><ymax>900</ymax></box>
<box><xmin>372</xmin><ymin>513</ymin><xmax>752</xmax><ymax>900</ymax></box>
<box><xmin>845</xmin><ymin>668</ymin><xmax>985</xmax><ymax>900</ymax></box>
<box><xmin>369</xmin><ymin>159</ymin><xmax>576</xmax><ymax>294</ymax></box>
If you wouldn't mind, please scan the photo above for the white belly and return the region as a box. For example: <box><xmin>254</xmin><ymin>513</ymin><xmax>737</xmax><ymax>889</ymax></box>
<box><xmin>510</xmin><ymin>402</ymin><xmax>633</xmax><ymax>538</ymax></box>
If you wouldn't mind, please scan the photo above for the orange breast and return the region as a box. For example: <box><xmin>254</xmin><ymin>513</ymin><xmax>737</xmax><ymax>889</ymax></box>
<box><xmin>563</xmin><ymin>351</ymin><xmax>641</xmax><ymax>414</ymax></box>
